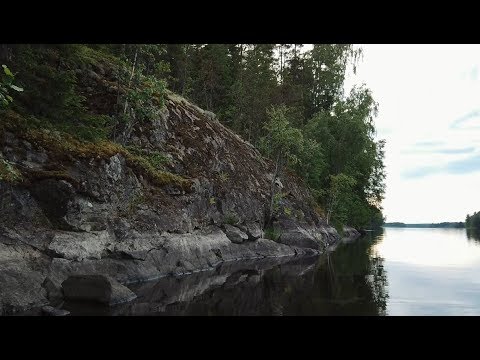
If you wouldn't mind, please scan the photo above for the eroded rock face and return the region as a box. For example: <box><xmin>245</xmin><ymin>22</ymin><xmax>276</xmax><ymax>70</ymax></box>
<box><xmin>0</xmin><ymin>91</ymin><xmax>352</xmax><ymax>315</ymax></box>
<box><xmin>0</xmin><ymin>243</ymin><xmax>50</xmax><ymax>314</ymax></box>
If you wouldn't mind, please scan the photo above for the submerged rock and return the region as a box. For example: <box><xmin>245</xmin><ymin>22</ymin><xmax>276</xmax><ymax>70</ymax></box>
<box><xmin>41</xmin><ymin>306</ymin><xmax>70</xmax><ymax>316</ymax></box>
<box><xmin>42</xmin><ymin>277</ymin><xmax>63</xmax><ymax>303</ymax></box>
<box><xmin>62</xmin><ymin>275</ymin><xmax>137</xmax><ymax>306</ymax></box>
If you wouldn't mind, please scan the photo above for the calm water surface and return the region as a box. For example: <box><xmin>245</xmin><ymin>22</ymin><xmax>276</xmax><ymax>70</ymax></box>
<box><xmin>63</xmin><ymin>227</ymin><xmax>480</xmax><ymax>315</ymax></box>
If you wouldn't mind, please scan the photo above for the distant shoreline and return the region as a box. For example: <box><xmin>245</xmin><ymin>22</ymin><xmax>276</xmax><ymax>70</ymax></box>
<box><xmin>384</xmin><ymin>222</ymin><xmax>464</xmax><ymax>228</ymax></box>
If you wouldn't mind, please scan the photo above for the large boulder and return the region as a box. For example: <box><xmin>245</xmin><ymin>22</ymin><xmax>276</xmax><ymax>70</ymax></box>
<box><xmin>223</xmin><ymin>224</ymin><xmax>249</xmax><ymax>244</ymax></box>
<box><xmin>62</xmin><ymin>275</ymin><xmax>137</xmax><ymax>305</ymax></box>
<box><xmin>342</xmin><ymin>226</ymin><xmax>361</xmax><ymax>242</ymax></box>
<box><xmin>238</xmin><ymin>222</ymin><xmax>263</xmax><ymax>241</ymax></box>
<box><xmin>278</xmin><ymin>226</ymin><xmax>324</xmax><ymax>250</ymax></box>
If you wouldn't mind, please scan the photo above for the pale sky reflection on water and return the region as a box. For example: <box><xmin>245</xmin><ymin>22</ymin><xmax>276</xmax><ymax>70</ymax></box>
<box><xmin>373</xmin><ymin>228</ymin><xmax>480</xmax><ymax>267</ymax></box>
<box><xmin>372</xmin><ymin>228</ymin><xmax>480</xmax><ymax>315</ymax></box>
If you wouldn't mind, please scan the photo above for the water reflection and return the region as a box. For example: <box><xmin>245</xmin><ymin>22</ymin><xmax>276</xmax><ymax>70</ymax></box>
<box><xmin>466</xmin><ymin>228</ymin><xmax>480</xmax><ymax>242</ymax></box>
<box><xmin>376</xmin><ymin>227</ymin><xmax>480</xmax><ymax>315</ymax></box>
<box><xmin>63</xmin><ymin>231</ymin><xmax>390</xmax><ymax>316</ymax></box>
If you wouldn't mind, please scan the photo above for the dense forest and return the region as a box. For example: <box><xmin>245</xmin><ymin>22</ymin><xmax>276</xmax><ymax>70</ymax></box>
<box><xmin>466</xmin><ymin>212</ymin><xmax>480</xmax><ymax>230</ymax></box>
<box><xmin>0</xmin><ymin>44</ymin><xmax>385</xmax><ymax>231</ymax></box>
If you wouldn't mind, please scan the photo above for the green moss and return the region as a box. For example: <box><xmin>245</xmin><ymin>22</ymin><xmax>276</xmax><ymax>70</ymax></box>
<box><xmin>0</xmin><ymin>157</ymin><xmax>23</xmax><ymax>184</ymax></box>
<box><xmin>0</xmin><ymin>111</ymin><xmax>191</xmax><ymax>191</ymax></box>
<box><xmin>125</xmin><ymin>145</ymin><xmax>171</xmax><ymax>169</ymax></box>
<box><xmin>125</xmin><ymin>152</ymin><xmax>190</xmax><ymax>190</ymax></box>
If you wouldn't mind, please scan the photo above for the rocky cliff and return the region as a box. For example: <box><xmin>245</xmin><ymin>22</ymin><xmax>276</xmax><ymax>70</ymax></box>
<box><xmin>0</xmin><ymin>80</ymin><xmax>359</xmax><ymax>314</ymax></box>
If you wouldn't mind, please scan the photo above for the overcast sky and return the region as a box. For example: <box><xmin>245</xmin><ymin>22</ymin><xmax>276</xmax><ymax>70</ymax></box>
<box><xmin>343</xmin><ymin>44</ymin><xmax>480</xmax><ymax>223</ymax></box>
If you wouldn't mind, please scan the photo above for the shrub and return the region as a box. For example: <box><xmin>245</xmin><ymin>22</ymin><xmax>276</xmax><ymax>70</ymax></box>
<box><xmin>264</xmin><ymin>226</ymin><xmax>281</xmax><ymax>241</ymax></box>
<box><xmin>0</xmin><ymin>64</ymin><xmax>23</xmax><ymax>108</ymax></box>
<box><xmin>224</xmin><ymin>212</ymin><xmax>239</xmax><ymax>225</ymax></box>
<box><xmin>0</xmin><ymin>157</ymin><xmax>22</xmax><ymax>184</ymax></box>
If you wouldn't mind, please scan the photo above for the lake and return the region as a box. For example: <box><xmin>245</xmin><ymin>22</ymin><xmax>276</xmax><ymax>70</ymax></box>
<box><xmin>62</xmin><ymin>227</ymin><xmax>480</xmax><ymax>315</ymax></box>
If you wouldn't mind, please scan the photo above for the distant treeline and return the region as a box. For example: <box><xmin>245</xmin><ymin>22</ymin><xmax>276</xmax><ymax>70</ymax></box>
<box><xmin>384</xmin><ymin>222</ymin><xmax>465</xmax><ymax>228</ymax></box>
<box><xmin>466</xmin><ymin>212</ymin><xmax>480</xmax><ymax>230</ymax></box>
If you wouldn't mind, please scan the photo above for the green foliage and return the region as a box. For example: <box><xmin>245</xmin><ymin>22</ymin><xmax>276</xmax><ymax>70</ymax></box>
<box><xmin>0</xmin><ymin>43</ymin><xmax>386</xmax><ymax>230</ymax></box>
<box><xmin>466</xmin><ymin>211</ymin><xmax>480</xmax><ymax>230</ymax></box>
<box><xmin>157</xmin><ymin>42</ymin><xmax>385</xmax><ymax>228</ymax></box>
<box><xmin>54</xmin><ymin>114</ymin><xmax>114</xmax><ymax>142</ymax></box>
<box><xmin>7</xmin><ymin>45</ymin><xmax>86</xmax><ymax>121</ymax></box>
<box><xmin>259</xmin><ymin>105</ymin><xmax>303</xmax><ymax>166</ymax></box>
<box><xmin>125</xmin><ymin>74</ymin><xmax>166</xmax><ymax>120</ymax></box>
<box><xmin>0</xmin><ymin>156</ymin><xmax>23</xmax><ymax>183</ymax></box>
<box><xmin>0</xmin><ymin>64</ymin><xmax>23</xmax><ymax>108</ymax></box>
<box><xmin>224</xmin><ymin>212</ymin><xmax>239</xmax><ymax>225</ymax></box>
<box><xmin>264</xmin><ymin>226</ymin><xmax>282</xmax><ymax>241</ymax></box>
<box><xmin>209</xmin><ymin>197</ymin><xmax>216</xmax><ymax>205</ymax></box>
<box><xmin>326</xmin><ymin>173</ymin><xmax>357</xmax><ymax>226</ymax></box>
<box><xmin>272</xmin><ymin>192</ymin><xmax>287</xmax><ymax>213</ymax></box>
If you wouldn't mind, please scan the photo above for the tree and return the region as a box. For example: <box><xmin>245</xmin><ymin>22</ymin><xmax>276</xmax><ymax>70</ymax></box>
<box><xmin>308</xmin><ymin>44</ymin><xmax>362</xmax><ymax>115</ymax></box>
<box><xmin>259</xmin><ymin>105</ymin><xmax>303</xmax><ymax>226</ymax></box>
<box><xmin>325</xmin><ymin>173</ymin><xmax>357</xmax><ymax>226</ymax></box>
<box><xmin>230</xmin><ymin>44</ymin><xmax>278</xmax><ymax>143</ymax></box>
<box><xmin>2</xmin><ymin>43</ymin><xmax>386</xmax><ymax>231</ymax></box>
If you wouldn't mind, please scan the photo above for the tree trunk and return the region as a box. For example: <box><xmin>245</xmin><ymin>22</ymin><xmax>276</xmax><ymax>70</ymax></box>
<box><xmin>326</xmin><ymin>191</ymin><xmax>336</xmax><ymax>225</ymax></box>
<box><xmin>267</xmin><ymin>152</ymin><xmax>282</xmax><ymax>227</ymax></box>
<box><xmin>123</xmin><ymin>49</ymin><xmax>138</xmax><ymax>116</ymax></box>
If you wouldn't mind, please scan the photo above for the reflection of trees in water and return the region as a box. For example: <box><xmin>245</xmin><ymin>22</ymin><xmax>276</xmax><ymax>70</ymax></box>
<box><xmin>369</xmin><ymin>256</ymin><xmax>388</xmax><ymax>315</ymax></box>
<box><xmin>466</xmin><ymin>228</ymin><xmax>480</xmax><ymax>243</ymax></box>
<box><xmin>313</xmin><ymin>229</ymin><xmax>389</xmax><ymax>315</ymax></box>
<box><xmin>111</xmin><ymin>229</ymin><xmax>390</xmax><ymax>316</ymax></box>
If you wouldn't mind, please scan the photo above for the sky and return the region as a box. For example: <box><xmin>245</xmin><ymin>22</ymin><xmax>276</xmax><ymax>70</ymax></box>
<box><xmin>342</xmin><ymin>44</ymin><xmax>480</xmax><ymax>223</ymax></box>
